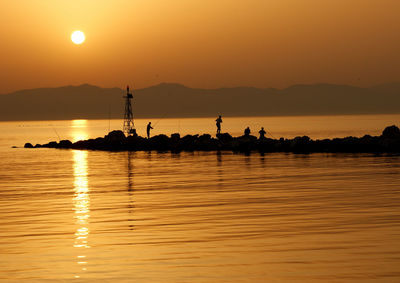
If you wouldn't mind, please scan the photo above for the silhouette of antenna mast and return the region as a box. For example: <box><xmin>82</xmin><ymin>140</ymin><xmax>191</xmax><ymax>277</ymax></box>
<box><xmin>123</xmin><ymin>85</ymin><xmax>136</xmax><ymax>136</ymax></box>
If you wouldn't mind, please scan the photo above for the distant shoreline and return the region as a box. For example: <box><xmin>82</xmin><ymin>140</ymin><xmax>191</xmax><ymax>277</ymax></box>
<box><xmin>2</xmin><ymin>83</ymin><xmax>400</xmax><ymax>121</ymax></box>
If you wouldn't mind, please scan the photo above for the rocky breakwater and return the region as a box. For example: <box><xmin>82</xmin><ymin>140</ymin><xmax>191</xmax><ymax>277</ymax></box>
<box><xmin>24</xmin><ymin>125</ymin><xmax>400</xmax><ymax>153</ymax></box>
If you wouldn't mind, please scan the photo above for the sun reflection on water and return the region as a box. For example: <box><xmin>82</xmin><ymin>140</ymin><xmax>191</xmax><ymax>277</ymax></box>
<box><xmin>73</xmin><ymin>147</ymin><xmax>90</xmax><ymax>278</ymax></box>
<box><xmin>71</xmin><ymin>120</ymin><xmax>89</xmax><ymax>142</ymax></box>
<box><xmin>72</xmin><ymin>119</ymin><xmax>88</xmax><ymax>127</ymax></box>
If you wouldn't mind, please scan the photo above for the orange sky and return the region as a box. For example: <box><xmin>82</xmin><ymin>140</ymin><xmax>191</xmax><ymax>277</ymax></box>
<box><xmin>0</xmin><ymin>0</ymin><xmax>399</xmax><ymax>93</ymax></box>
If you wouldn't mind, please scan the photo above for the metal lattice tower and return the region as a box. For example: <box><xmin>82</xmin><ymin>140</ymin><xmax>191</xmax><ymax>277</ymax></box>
<box><xmin>123</xmin><ymin>85</ymin><xmax>136</xmax><ymax>136</ymax></box>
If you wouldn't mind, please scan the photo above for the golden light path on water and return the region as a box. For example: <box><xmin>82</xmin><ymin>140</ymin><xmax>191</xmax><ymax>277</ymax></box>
<box><xmin>71</xmin><ymin>119</ymin><xmax>89</xmax><ymax>142</ymax></box>
<box><xmin>71</xmin><ymin>120</ymin><xmax>90</xmax><ymax>278</ymax></box>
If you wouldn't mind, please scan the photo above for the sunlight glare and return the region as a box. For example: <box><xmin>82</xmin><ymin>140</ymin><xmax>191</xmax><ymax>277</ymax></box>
<box><xmin>71</xmin><ymin>120</ymin><xmax>89</xmax><ymax>142</ymax></box>
<box><xmin>71</xmin><ymin>31</ymin><xmax>85</xmax><ymax>45</ymax></box>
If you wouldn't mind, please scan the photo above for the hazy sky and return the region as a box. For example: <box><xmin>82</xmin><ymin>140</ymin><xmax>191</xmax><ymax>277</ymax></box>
<box><xmin>0</xmin><ymin>0</ymin><xmax>399</xmax><ymax>93</ymax></box>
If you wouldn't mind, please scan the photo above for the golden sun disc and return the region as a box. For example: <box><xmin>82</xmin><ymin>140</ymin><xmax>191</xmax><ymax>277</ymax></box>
<box><xmin>71</xmin><ymin>31</ymin><xmax>85</xmax><ymax>45</ymax></box>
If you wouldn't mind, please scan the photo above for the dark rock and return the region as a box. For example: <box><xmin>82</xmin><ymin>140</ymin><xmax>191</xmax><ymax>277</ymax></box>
<box><xmin>196</xmin><ymin>134</ymin><xmax>218</xmax><ymax>150</ymax></box>
<box><xmin>379</xmin><ymin>137</ymin><xmax>400</xmax><ymax>152</ymax></box>
<box><xmin>181</xmin><ymin>134</ymin><xmax>198</xmax><ymax>141</ymax></box>
<box><xmin>237</xmin><ymin>135</ymin><xmax>257</xmax><ymax>141</ymax></box>
<box><xmin>101</xmin><ymin>131</ymin><xmax>127</xmax><ymax>150</ymax></box>
<box><xmin>149</xmin><ymin>134</ymin><xmax>171</xmax><ymax>151</ymax></box>
<box><xmin>85</xmin><ymin>138</ymin><xmax>106</xmax><ymax>150</ymax></box>
<box><xmin>169</xmin><ymin>133</ymin><xmax>181</xmax><ymax>151</ymax></box>
<box><xmin>72</xmin><ymin>140</ymin><xmax>88</xmax><ymax>149</ymax></box>
<box><xmin>24</xmin><ymin>143</ymin><xmax>33</xmax><ymax>148</ymax></box>
<box><xmin>59</xmin><ymin>140</ymin><xmax>72</xmax><ymax>148</ymax></box>
<box><xmin>257</xmin><ymin>138</ymin><xmax>277</xmax><ymax>152</ymax></box>
<box><xmin>179</xmin><ymin>135</ymin><xmax>199</xmax><ymax>151</ymax></box>
<box><xmin>42</xmin><ymin>141</ymin><xmax>58</xmax><ymax>148</ymax></box>
<box><xmin>199</xmin><ymin>134</ymin><xmax>211</xmax><ymax>141</ymax></box>
<box><xmin>171</xmin><ymin>133</ymin><xmax>180</xmax><ymax>140</ymax></box>
<box><xmin>126</xmin><ymin>135</ymin><xmax>147</xmax><ymax>150</ymax></box>
<box><xmin>290</xmin><ymin>136</ymin><xmax>312</xmax><ymax>152</ymax></box>
<box><xmin>88</xmin><ymin>137</ymin><xmax>107</xmax><ymax>150</ymax></box>
<box><xmin>382</xmin><ymin>125</ymin><xmax>400</xmax><ymax>139</ymax></box>
<box><xmin>217</xmin><ymin>133</ymin><xmax>233</xmax><ymax>143</ymax></box>
<box><xmin>105</xmin><ymin>130</ymin><xmax>126</xmax><ymax>142</ymax></box>
<box><xmin>233</xmin><ymin>135</ymin><xmax>258</xmax><ymax>152</ymax></box>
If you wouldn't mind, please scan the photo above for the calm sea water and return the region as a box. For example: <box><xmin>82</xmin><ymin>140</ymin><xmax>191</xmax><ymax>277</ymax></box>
<box><xmin>1</xmin><ymin>115</ymin><xmax>400</xmax><ymax>282</ymax></box>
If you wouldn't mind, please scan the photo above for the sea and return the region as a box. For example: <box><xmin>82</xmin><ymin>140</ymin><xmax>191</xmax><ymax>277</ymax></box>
<box><xmin>0</xmin><ymin>115</ymin><xmax>399</xmax><ymax>282</ymax></box>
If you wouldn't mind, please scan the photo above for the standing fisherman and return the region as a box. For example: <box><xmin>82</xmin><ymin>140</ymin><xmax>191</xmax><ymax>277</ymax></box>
<box><xmin>147</xmin><ymin>122</ymin><xmax>153</xmax><ymax>139</ymax></box>
<box><xmin>216</xmin><ymin>115</ymin><xmax>222</xmax><ymax>135</ymax></box>
<box><xmin>259</xmin><ymin>127</ymin><xmax>266</xmax><ymax>139</ymax></box>
<box><xmin>244</xmin><ymin>127</ymin><xmax>251</xmax><ymax>136</ymax></box>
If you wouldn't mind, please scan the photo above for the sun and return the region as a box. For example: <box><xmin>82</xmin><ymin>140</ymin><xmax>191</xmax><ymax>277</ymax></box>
<box><xmin>71</xmin><ymin>31</ymin><xmax>85</xmax><ymax>45</ymax></box>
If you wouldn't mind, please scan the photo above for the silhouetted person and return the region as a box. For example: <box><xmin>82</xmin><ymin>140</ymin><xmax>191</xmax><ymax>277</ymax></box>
<box><xmin>147</xmin><ymin>122</ymin><xmax>153</xmax><ymax>138</ymax></box>
<box><xmin>259</xmin><ymin>127</ymin><xmax>266</xmax><ymax>139</ymax></box>
<box><xmin>130</xmin><ymin>128</ymin><xmax>137</xmax><ymax>137</ymax></box>
<box><xmin>216</xmin><ymin>115</ymin><xmax>222</xmax><ymax>134</ymax></box>
<box><xmin>244</xmin><ymin>127</ymin><xmax>251</xmax><ymax>136</ymax></box>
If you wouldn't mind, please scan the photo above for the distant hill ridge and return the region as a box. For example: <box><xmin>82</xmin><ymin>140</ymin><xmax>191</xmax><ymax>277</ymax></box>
<box><xmin>0</xmin><ymin>82</ymin><xmax>399</xmax><ymax>121</ymax></box>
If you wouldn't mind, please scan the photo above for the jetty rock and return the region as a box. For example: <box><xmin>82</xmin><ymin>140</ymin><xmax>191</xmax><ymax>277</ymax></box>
<box><xmin>27</xmin><ymin>125</ymin><xmax>400</xmax><ymax>153</ymax></box>
<box><xmin>59</xmin><ymin>140</ymin><xmax>73</xmax><ymax>148</ymax></box>
<box><xmin>24</xmin><ymin>142</ymin><xmax>33</xmax><ymax>148</ymax></box>
<box><xmin>105</xmin><ymin>130</ymin><xmax>126</xmax><ymax>142</ymax></box>
<box><xmin>381</xmin><ymin>125</ymin><xmax>400</xmax><ymax>139</ymax></box>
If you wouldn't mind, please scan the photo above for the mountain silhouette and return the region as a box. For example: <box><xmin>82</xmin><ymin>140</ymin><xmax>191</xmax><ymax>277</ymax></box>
<box><xmin>0</xmin><ymin>83</ymin><xmax>399</xmax><ymax>121</ymax></box>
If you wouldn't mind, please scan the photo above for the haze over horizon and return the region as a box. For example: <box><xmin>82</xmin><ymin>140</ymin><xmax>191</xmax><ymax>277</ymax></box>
<box><xmin>1</xmin><ymin>82</ymin><xmax>399</xmax><ymax>121</ymax></box>
<box><xmin>1</xmin><ymin>0</ymin><xmax>400</xmax><ymax>94</ymax></box>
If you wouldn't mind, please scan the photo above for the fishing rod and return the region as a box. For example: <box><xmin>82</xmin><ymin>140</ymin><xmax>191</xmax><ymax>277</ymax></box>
<box><xmin>108</xmin><ymin>104</ymin><xmax>111</xmax><ymax>132</ymax></box>
<box><xmin>52</xmin><ymin>127</ymin><xmax>61</xmax><ymax>142</ymax></box>
<box><xmin>152</xmin><ymin>113</ymin><xmax>168</xmax><ymax>127</ymax></box>
<box><xmin>151</xmin><ymin>92</ymin><xmax>176</xmax><ymax>126</ymax></box>
<box><xmin>267</xmin><ymin>131</ymin><xmax>276</xmax><ymax>139</ymax></box>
